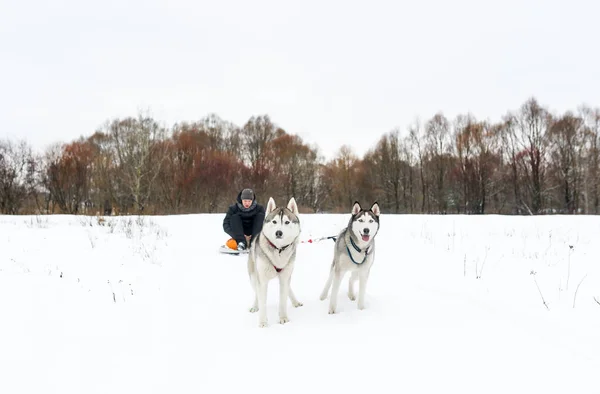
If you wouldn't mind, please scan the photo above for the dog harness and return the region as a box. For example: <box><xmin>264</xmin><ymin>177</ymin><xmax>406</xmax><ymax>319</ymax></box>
<box><xmin>346</xmin><ymin>236</ymin><xmax>370</xmax><ymax>265</ymax></box>
<box><xmin>266</xmin><ymin>238</ymin><xmax>293</xmax><ymax>255</ymax></box>
<box><xmin>264</xmin><ymin>236</ymin><xmax>295</xmax><ymax>272</ymax></box>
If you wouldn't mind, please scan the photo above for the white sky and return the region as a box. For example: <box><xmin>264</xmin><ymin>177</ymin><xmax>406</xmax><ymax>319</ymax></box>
<box><xmin>1</xmin><ymin>0</ymin><xmax>599</xmax><ymax>160</ymax></box>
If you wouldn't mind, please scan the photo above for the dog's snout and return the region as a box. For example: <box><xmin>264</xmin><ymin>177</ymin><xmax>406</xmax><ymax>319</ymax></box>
<box><xmin>363</xmin><ymin>228</ymin><xmax>370</xmax><ymax>235</ymax></box>
<box><xmin>275</xmin><ymin>230</ymin><xmax>283</xmax><ymax>238</ymax></box>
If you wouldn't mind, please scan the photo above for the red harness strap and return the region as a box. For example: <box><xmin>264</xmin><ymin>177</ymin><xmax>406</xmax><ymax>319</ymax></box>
<box><xmin>266</xmin><ymin>239</ymin><xmax>286</xmax><ymax>272</ymax></box>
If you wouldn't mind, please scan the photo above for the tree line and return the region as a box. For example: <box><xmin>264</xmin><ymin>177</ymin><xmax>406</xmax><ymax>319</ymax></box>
<box><xmin>1</xmin><ymin>97</ymin><xmax>599</xmax><ymax>216</ymax></box>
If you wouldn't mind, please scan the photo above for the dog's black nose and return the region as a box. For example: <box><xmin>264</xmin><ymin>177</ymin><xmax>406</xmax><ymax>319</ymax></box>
<box><xmin>275</xmin><ymin>230</ymin><xmax>283</xmax><ymax>238</ymax></box>
<box><xmin>363</xmin><ymin>228</ymin><xmax>370</xmax><ymax>234</ymax></box>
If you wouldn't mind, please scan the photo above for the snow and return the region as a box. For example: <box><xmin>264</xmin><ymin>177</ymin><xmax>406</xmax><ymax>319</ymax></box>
<box><xmin>1</xmin><ymin>213</ymin><xmax>599</xmax><ymax>393</ymax></box>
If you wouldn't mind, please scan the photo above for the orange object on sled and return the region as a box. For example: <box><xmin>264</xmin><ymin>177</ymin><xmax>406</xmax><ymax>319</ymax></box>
<box><xmin>226</xmin><ymin>238</ymin><xmax>238</xmax><ymax>250</ymax></box>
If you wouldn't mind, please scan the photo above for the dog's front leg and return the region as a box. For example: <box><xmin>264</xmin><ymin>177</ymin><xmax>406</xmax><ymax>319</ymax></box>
<box><xmin>257</xmin><ymin>277</ymin><xmax>269</xmax><ymax>328</ymax></box>
<box><xmin>278</xmin><ymin>274</ymin><xmax>291</xmax><ymax>324</ymax></box>
<box><xmin>249</xmin><ymin>274</ymin><xmax>259</xmax><ymax>313</ymax></box>
<box><xmin>348</xmin><ymin>271</ymin><xmax>358</xmax><ymax>301</ymax></box>
<box><xmin>319</xmin><ymin>265</ymin><xmax>334</xmax><ymax>301</ymax></box>
<box><xmin>357</xmin><ymin>270</ymin><xmax>369</xmax><ymax>310</ymax></box>
<box><xmin>328</xmin><ymin>269</ymin><xmax>343</xmax><ymax>314</ymax></box>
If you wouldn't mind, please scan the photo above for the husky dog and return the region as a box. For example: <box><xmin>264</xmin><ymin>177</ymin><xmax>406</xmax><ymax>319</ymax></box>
<box><xmin>320</xmin><ymin>201</ymin><xmax>380</xmax><ymax>314</ymax></box>
<box><xmin>247</xmin><ymin>197</ymin><xmax>303</xmax><ymax>328</ymax></box>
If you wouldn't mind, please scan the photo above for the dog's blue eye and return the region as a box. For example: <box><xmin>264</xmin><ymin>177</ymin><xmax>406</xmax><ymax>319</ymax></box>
<box><xmin>369</xmin><ymin>219</ymin><xmax>373</xmax><ymax>223</ymax></box>
<box><xmin>285</xmin><ymin>221</ymin><xmax>290</xmax><ymax>225</ymax></box>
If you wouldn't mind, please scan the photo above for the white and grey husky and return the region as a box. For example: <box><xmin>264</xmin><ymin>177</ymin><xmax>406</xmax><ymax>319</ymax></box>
<box><xmin>247</xmin><ymin>197</ymin><xmax>303</xmax><ymax>328</ymax></box>
<box><xmin>320</xmin><ymin>201</ymin><xmax>380</xmax><ymax>314</ymax></box>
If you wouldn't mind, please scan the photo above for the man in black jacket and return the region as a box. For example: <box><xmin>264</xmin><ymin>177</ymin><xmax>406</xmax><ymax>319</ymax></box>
<box><xmin>223</xmin><ymin>188</ymin><xmax>266</xmax><ymax>250</ymax></box>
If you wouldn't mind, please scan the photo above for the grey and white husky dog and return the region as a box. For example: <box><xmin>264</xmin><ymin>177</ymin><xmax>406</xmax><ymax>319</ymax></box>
<box><xmin>247</xmin><ymin>197</ymin><xmax>303</xmax><ymax>327</ymax></box>
<box><xmin>320</xmin><ymin>201</ymin><xmax>380</xmax><ymax>314</ymax></box>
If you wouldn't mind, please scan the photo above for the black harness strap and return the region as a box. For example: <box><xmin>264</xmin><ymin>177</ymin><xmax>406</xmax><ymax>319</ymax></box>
<box><xmin>346</xmin><ymin>236</ymin><xmax>370</xmax><ymax>265</ymax></box>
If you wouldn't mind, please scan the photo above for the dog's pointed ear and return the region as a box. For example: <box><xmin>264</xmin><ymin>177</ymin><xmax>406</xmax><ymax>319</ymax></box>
<box><xmin>352</xmin><ymin>201</ymin><xmax>362</xmax><ymax>216</ymax></box>
<box><xmin>287</xmin><ymin>197</ymin><xmax>299</xmax><ymax>215</ymax></box>
<box><xmin>370</xmin><ymin>202</ymin><xmax>380</xmax><ymax>217</ymax></box>
<box><xmin>266</xmin><ymin>197</ymin><xmax>277</xmax><ymax>214</ymax></box>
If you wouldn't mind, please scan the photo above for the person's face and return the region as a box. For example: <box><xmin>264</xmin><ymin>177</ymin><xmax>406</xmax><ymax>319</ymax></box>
<box><xmin>242</xmin><ymin>199</ymin><xmax>252</xmax><ymax>208</ymax></box>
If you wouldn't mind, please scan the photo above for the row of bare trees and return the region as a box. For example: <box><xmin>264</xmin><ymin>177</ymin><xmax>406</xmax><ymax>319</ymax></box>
<box><xmin>2</xmin><ymin>97</ymin><xmax>600</xmax><ymax>215</ymax></box>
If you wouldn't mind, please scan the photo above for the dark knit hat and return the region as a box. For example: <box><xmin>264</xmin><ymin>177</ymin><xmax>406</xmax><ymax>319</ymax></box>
<box><xmin>241</xmin><ymin>188</ymin><xmax>254</xmax><ymax>200</ymax></box>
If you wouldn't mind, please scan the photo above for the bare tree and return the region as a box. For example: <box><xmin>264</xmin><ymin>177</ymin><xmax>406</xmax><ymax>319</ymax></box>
<box><xmin>547</xmin><ymin>112</ymin><xmax>585</xmax><ymax>213</ymax></box>
<box><xmin>0</xmin><ymin>140</ymin><xmax>36</xmax><ymax>214</ymax></box>
<box><xmin>42</xmin><ymin>140</ymin><xmax>95</xmax><ymax>214</ymax></box>
<box><xmin>425</xmin><ymin>113</ymin><xmax>452</xmax><ymax>213</ymax></box>
<box><xmin>515</xmin><ymin>98</ymin><xmax>550</xmax><ymax>214</ymax></box>
<box><xmin>326</xmin><ymin>145</ymin><xmax>361</xmax><ymax>211</ymax></box>
<box><xmin>399</xmin><ymin>135</ymin><xmax>417</xmax><ymax>213</ymax></box>
<box><xmin>498</xmin><ymin>115</ymin><xmax>526</xmax><ymax>214</ymax></box>
<box><xmin>177</xmin><ymin>113</ymin><xmax>243</xmax><ymax>155</ymax></box>
<box><xmin>365</xmin><ymin>129</ymin><xmax>414</xmax><ymax>213</ymax></box>
<box><xmin>471</xmin><ymin>121</ymin><xmax>503</xmax><ymax>214</ymax></box>
<box><xmin>307</xmin><ymin>160</ymin><xmax>331</xmax><ymax>212</ymax></box>
<box><xmin>87</xmin><ymin>131</ymin><xmax>118</xmax><ymax>212</ymax></box>
<box><xmin>268</xmin><ymin>131</ymin><xmax>320</xmax><ymax>207</ymax></box>
<box><xmin>364</xmin><ymin>134</ymin><xmax>393</xmax><ymax>212</ymax></box>
<box><xmin>409</xmin><ymin>118</ymin><xmax>428</xmax><ymax>213</ymax></box>
<box><xmin>242</xmin><ymin>115</ymin><xmax>277</xmax><ymax>167</ymax></box>
<box><xmin>453</xmin><ymin>114</ymin><xmax>476</xmax><ymax>213</ymax></box>
<box><xmin>106</xmin><ymin>112</ymin><xmax>169</xmax><ymax>213</ymax></box>
<box><xmin>241</xmin><ymin>115</ymin><xmax>277</xmax><ymax>194</ymax></box>
<box><xmin>581</xmin><ymin>106</ymin><xmax>600</xmax><ymax>213</ymax></box>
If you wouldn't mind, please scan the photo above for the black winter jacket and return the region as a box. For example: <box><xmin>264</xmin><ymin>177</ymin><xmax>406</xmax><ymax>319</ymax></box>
<box><xmin>222</xmin><ymin>190</ymin><xmax>266</xmax><ymax>240</ymax></box>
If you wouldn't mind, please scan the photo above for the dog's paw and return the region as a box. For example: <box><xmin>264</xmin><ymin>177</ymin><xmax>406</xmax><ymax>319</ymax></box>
<box><xmin>249</xmin><ymin>307</ymin><xmax>258</xmax><ymax>313</ymax></box>
<box><xmin>348</xmin><ymin>293</ymin><xmax>356</xmax><ymax>301</ymax></box>
<box><xmin>292</xmin><ymin>301</ymin><xmax>303</xmax><ymax>308</ymax></box>
<box><xmin>357</xmin><ymin>303</ymin><xmax>365</xmax><ymax>310</ymax></box>
<box><xmin>279</xmin><ymin>317</ymin><xmax>289</xmax><ymax>324</ymax></box>
<box><xmin>319</xmin><ymin>294</ymin><xmax>327</xmax><ymax>301</ymax></box>
<box><xmin>328</xmin><ymin>307</ymin><xmax>337</xmax><ymax>314</ymax></box>
<box><xmin>258</xmin><ymin>321</ymin><xmax>268</xmax><ymax>328</ymax></box>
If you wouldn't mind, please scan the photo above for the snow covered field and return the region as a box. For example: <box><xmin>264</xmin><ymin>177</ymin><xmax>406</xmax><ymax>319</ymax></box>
<box><xmin>1</xmin><ymin>212</ymin><xmax>599</xmax><ymax>393</ymax></box>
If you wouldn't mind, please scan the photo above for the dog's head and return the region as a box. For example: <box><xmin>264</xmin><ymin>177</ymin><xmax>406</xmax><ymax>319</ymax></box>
<box><xmin>349</xmin><ymin>201</ymin><xmax>380</xmax><ymax>244</ymax></box>
<box><xmin>263</xmin><ymin>197</ymin><xmax>301</xmax><ymax>247</ymax></box>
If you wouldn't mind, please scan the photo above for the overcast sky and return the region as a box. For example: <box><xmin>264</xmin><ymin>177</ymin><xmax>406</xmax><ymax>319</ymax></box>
<box><xmin>1</xmin><ymin>0</ymin><xmax>598</xmax><ymax>160</ymax></box>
